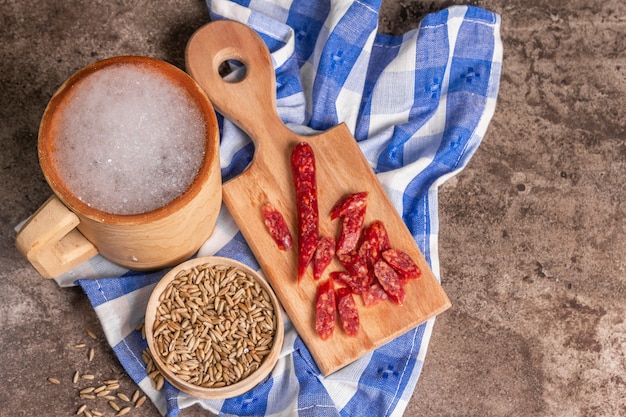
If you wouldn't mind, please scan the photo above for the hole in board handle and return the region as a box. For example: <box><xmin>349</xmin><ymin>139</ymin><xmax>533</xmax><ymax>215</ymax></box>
<box><xmin>218</xmin><ymin>59</ymin><xmax>247</xmax><ymax>83</ymax></box>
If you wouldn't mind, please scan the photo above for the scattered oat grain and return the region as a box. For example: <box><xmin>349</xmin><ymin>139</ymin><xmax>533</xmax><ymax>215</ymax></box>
<box><xmin>76</xmin><ymin>404</ymin><xmax>87</xmax><ymax>415</ymax></box>
<box><xmin>81</xmin><ymin>374</ymin><xmax>95</xmax><ymax>380</ymax></box>
<box><xmin>47</xmin><ymin>377</ymin><xmax>60</xmax><ymax>385</ymax></box>
<box><xmin>88</xmin><ymin>347</ymin><xmax>95</xmax><ymax>362</ymax></box>
<box><xmin>93</xmin><ymin>385</ymin><xmax>106</xmax><ymax>393</ymax></box>
<box><xmin>116</xmin><ymin>406</ymin><xmax>132</xmax><ymax>416</ymax></box>
<box><xmin>135</xmin><ymin>395</ymin><xmax>147</xmax><ymax>408</ymax></box>
<box><xmin>109</xmin><ymin>400</ymin><xmax>121</xmax><ymax>411</ymax></box>
<box><xmin>73</xmin><ymin>370</ymin><xmax>80</xmax><ymax>384</ymax></box>
<box><xmin>86</xmin><ymin>328</ymin><xmax>97</xmax><ymax>339</ymax></box>
<box><xmin>155</xmin><ymin>374</ymin><xmax>165</xmax><ymax>391</ymax></box>
<box><xmin>117</xmin><ymin>392</ymin><xmax>130</xmax><ymax>402</ymax></box>
<box><xmin>131</xmin><ymin>389</ymin><xmax>140</xmax><ymax>403</ymax></box>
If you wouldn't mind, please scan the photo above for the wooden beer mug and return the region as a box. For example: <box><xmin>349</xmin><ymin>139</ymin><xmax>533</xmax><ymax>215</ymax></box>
<box><xmin>16</xmin><ymin>56</ymin><xmax>222</xmax><ymax>278</ymax></box>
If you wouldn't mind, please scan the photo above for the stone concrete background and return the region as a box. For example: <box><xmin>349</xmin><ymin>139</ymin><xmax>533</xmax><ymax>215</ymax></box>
<box><xmin>1</xmin><ymin>0</ymin><xmax>624</xmax><ymax>416</ymax></box>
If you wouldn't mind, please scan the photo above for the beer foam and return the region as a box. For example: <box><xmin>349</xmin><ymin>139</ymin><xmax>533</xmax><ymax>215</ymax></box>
<box><xmin>53</xmin><ymin>64</ymin><xmax>207</xmax><ymax>215</ymax></box>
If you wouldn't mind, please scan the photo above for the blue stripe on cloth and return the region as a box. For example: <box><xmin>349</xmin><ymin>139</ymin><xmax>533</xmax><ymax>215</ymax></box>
<box><xmin>309</xmin><ymin>1</ymin><xmax>380</xmax><ymax>130</ymax></box>
<box><xmin>112</xmin><ymin>328</ymin><xmax>151</xmax><ymax>383</ymax></box>
<box><xmin>276</xmin><ymin>63</ymin><xmax>305</xmax><ymax>100</ymax></box>
<box><xmin>225</xmin><ymin>0</ymin><xmax>250</xmax><ymax>8</ymax></box>
<box><xmin>293</xmin><ymin>337</ymin><xmax>341</xmax><ymax>417</ymax></box>
<box><xmin>78</xmin><ymin>271</ymin><xmax>165</xmax><ymax>308</ymax></box>
<box><xmin>221</xmin><ymin>141</ymin><xmax>254</xmax><ymax>182</ymax></box>
<box><xmin>163</xmin><ymin>386</ymin><xmax>183</xmax><ymax>417</ymax></box>
<box><xmin>339</xmin><ymin>322</ymin><xmax>427</xmax><ymax>416</ymax></box>
<box><xmin>448</xmin><ymin>58</ymin><xmax>493</xmax><ymax>97</ymax></box>
<box><xmin>286</xmin><ymin>1</ymin><xmax>330</xmax><ymax>66</ymax></box>
<box><xmin>368</xmin><ymin>10</ymin><xmax>451</xmax><ymax>171</ymax></box>
<box><xmin>114</xmin><ymin>327</ymin><xmax>182</xmax><ymax>417</ymax></box>
<box><xmin>248</xmin><ymin>16</ymin><xmax>289</xmax><ymax>52</ymax></box>
<box><xmin>214</xmin><ymin>231</ymin><xmax>260</xmax><ymax>270</ymax></box>
<box><xmin>220</xmin><ymin>377</ymin><xmax>273</xmax><ymax>416</ymax></box>
<box><xmin>465</xmin><ymin>4</ymin><xmax>499</xmax><ymax>22</ymax></box>
<box><xmin>355</xmin><ymin>32</ymin><xmax>403</xmax><ymax>143</ymax></box>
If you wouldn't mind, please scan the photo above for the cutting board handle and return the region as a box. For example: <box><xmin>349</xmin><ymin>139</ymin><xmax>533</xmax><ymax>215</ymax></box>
<box><xmin>186</xmin><ymin>20</ymin><xmax>289</xmax><ymax>143</ymax></box>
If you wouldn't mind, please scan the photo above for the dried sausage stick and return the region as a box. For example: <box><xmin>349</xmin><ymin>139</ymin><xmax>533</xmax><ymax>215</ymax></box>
<box><xmin>291</xmin><ymin>142</ymin><xmax>319</xmax><ymax>282</ymax></box>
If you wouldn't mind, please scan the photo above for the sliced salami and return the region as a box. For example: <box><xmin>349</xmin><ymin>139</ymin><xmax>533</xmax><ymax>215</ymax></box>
<box><xmin>374</xmin><ymin>260</ymin><xmax>406</xmax><ymax>305</ymax></box>
<box><xmin>330</xmin><ymin>191</ymin><xmax>368</xmax><ymax>220</ymax></box>
<box><xmin>313</xmin><ymin>236</ymin><xmax>335</xmax><ymax>280</ymax></box>
<box><xmin>262</xmin><ymin>203</ymin><xmax>293</xmax><ymax>250</ymax></box>
<box><xmin>330</xmin><ymin>270</ymin><xmax>371</xmax><ymax>295</ymax></box>
<box><xmin>336</xmin><ymin>250</ymin><xmax>368</xmax><ymax>278</ymax></box>
<box><xmin>315</xmin><ymin>278</ymin><xmax>336</xmax><ymax>340</ymax></box>
<box><xmin>358</xmin><ymin>220</ymin><xmax>391</xmax><ymax>267</ymax></box>
<box><xmin>336</xmin><ymin>287</ymin><xmax>359</xmax><ymax>337</ymax></box>
<box><xmin>382</xmin><ymin>248</ymin><xmax>421</xmax><ymax>281</ymax></box>
<box><xmin>290</xmin><ymin>142</ymin><xmax>319</xmax><ymax>282</ymax></box>
<box><xmin>331</xmin><ymin>192</ymin><xmax>368</xmax><ymax>255</ymax></box>
<box><xmin>361</xmin><ymin>282</ymin><xmax>388</xmax><ymax>306</ymax></box>
<box><xmin>336</xmin><ymin>205</ymin><xmax>366</xmax><ymax>255</ymax></box>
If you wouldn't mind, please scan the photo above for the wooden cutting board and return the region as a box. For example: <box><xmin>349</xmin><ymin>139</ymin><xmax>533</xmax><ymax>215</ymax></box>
<box><xmin>186</xmin><ymin>20</ymin><xmax>451</xmax><ymax>376</ymax></box>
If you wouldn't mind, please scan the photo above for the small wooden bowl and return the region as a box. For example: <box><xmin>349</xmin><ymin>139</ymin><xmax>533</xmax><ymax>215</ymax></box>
<box><xmin>145</xmin><ymin>256</ymin><xmax>284</xmax><ymax>399</ymax></box>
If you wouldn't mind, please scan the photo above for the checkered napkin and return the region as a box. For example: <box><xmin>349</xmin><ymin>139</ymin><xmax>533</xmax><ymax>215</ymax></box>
<box><xmin>74</xmin><ymin>1</ymin><xmax>502</xmax><ymax>416</ymax></box>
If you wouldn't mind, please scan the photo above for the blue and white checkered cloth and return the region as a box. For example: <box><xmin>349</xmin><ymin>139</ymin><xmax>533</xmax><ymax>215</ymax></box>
<box><xmin>73</xmin><ymin>1</ymin><xmax>503</xmax><ymax>415</ymax></box>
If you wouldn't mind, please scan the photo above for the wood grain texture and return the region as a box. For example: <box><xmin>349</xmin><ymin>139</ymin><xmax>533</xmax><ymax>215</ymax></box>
<box><xmin>186</xmin><ymin>20</ymin><xmax>450</xmax><ymax>376</ymax></box>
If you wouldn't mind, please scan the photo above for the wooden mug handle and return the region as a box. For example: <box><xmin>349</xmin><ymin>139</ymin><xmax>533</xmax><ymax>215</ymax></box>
<box><xmin>16</xmin><ymin>196</ymin><xmax>98</xmax><ymax>278</ymax></box>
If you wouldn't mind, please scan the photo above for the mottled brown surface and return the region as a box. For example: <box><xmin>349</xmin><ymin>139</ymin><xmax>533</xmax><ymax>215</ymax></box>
<box><xmin>1</xmin><ymin>1</ymin><xmax>624</xmax><ymax>416</ymax></box>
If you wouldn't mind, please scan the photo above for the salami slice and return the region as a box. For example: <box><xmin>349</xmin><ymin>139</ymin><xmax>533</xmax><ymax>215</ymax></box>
<box><xmin>336</xmin><ymin>287</ymin><xmax>359</xmax><ymax>337</ymax></box>
<box><xmin>358</xmin><ymin>220</ymin><xmax>391</xmax><ymax>267</ymax></box>
<box><xmin>336</xmin><ymin>251</ymin><xmax>368</xmax><ymax>278</ymax></box>
<box><xmin>382</xmin><ymin>248</ymin><xmax>421</xmax><ymax>281</ymax></box>
<box><xmin>291</xmin><ymin>142</ymin><xmax>319</xmax><ymax>282</ymax></box>
<box><xmin>361</xmin><ymin>282</ymin><xmax>388</xmax><ymax>306</ymax></box>
<box><xmin>314</xmin><ymin>236</ymin><xmax>335</xmax><ymax>280</ymax></box>
<box><xmin>330</xmin><ymin>270</ymin><xmax>371</xmax><ymax>295</ymax></box>
<box><xmin>262</xmin><ymin>203</ymin><xmax>293</xmax><ymax>250</ymax></box>
<box><xmin>374</xmin><ymin>260</ymin><xmax>406</xmax><ymax>305</ymax></box>
<box><xmin>315</xmin><ymin>278</ymin><xmax>336</xmax><ymax>340</ymax></box>
<box><xmin>331</xmin><ymin>192</ymin><xmax>368</xmax><ymax>255</ymax></box>
<box><xmin>330</xmin><ymin>271</ymin><xmax>351</xmax><ymax>288</ymax></box>
<box><xmin>330</xmin><ymin>191</ymin><xmax>368</xmax><ymax>220</ymax></box>
<box><xmin>336</xmin><ymin>205</ymin><xmax>366</xmax><ymax>255</ymax></box>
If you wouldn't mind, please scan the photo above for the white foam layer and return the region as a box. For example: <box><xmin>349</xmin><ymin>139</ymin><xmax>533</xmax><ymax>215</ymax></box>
<box><xmin>54</xmin><ymin>64</ymin><xmax>206</xmax><ymax>215</ymax></box>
